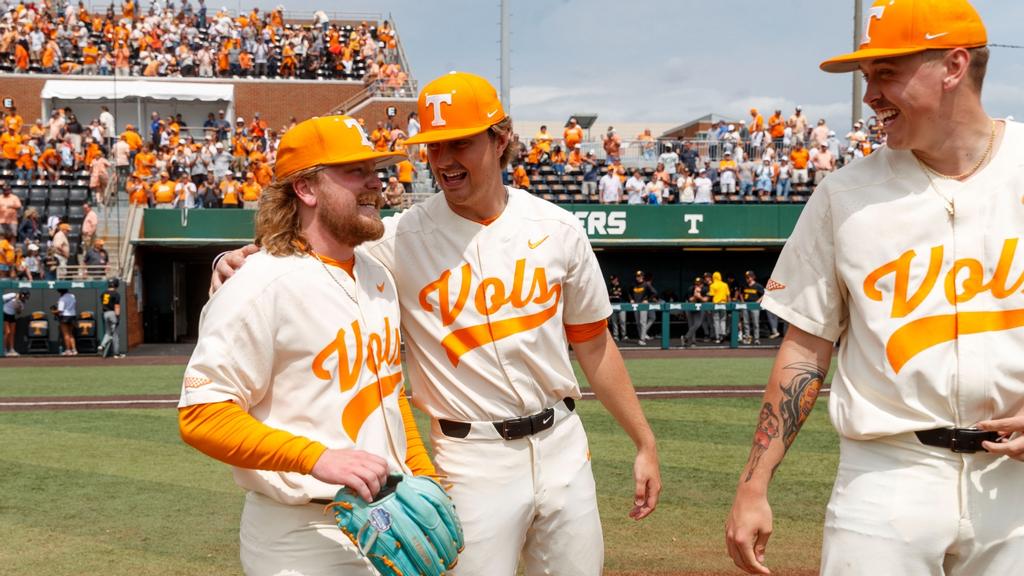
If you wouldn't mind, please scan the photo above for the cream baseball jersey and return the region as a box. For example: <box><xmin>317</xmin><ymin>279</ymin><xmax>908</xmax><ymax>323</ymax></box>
<box><xmin>364</xmin><ymin>187</ymin><xmax>612</xmax><ymax>421</ymax></box>
<box><xmin>179</xmin><ymin>251</ymin><xmax>408</xmax><ymax>504</ymax></box>
<box><xmin>763</xmin><ymin>120</ymin><xmax>1024</xmax><ymax>439</ymax></box>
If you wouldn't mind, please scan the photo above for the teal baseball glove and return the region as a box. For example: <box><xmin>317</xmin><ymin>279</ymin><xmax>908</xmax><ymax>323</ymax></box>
<box><xmin>328</xmin><ymin>474</ymin><xmax>464</xmax><ymax>576</ymax></box>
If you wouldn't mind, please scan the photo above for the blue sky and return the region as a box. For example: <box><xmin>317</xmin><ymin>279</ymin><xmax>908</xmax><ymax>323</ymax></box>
<box><xmin>282</xmin><ymin>0</ymin><xmax>1024</xmax><ymax>131</ymax></box>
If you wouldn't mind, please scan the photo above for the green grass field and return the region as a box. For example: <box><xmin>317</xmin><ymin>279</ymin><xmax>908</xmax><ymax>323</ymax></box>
<box><xmin>0</xmin><ymin>358</ymin><xmax>838</xmax><ymax>575</ymax></box>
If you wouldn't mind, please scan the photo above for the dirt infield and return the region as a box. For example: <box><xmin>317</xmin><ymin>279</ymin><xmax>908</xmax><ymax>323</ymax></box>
<box><xmin>0</xmin><ymin>385</ymin><xmax>830</xmax><ymax>412</ymax></box>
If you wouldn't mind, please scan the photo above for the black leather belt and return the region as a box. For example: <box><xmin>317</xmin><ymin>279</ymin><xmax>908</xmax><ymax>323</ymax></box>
<box><xmin>915</xmin><ymin>427</ymin><xmax>1000</xmax><ymax>453</ymax></box>
<box><xmin>439</xmin><ymin>398</ymin><xmax>576</xmax><ymax>440</ymax></box>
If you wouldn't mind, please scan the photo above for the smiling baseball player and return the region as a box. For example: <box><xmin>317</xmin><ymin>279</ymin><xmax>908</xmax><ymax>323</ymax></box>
<box><xmin>214</xmin><ymin>71</ymin><xmax>661</xmax><ymax>575</ymax></box>
<box><xmin>726</xmin><ymin>1</ymin><xmax>1024</xmax><ymax>574</ymax></box>
<box><xmin>179</xmin><ymin>115</ymin><xmax>437</xmax><ymax>576</ymax></box>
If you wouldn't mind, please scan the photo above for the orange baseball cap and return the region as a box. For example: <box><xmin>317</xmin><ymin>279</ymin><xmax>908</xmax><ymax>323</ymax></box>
<box><xmin>821</xmin><ymin>0</ymin><xmax>986</xmax><ymax>73</ymax></box>
<box><xmin>273</xmin><ymin>115</ymin><xmax>406</xmax><ymax>179</ymax></box>
<box><xmin>403</xmin><ymin>71</ymin><xmax>506</xmax><ymax>145</ymax></box>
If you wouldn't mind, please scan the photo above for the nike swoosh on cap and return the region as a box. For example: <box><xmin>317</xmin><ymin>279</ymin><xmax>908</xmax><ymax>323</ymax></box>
<box><xmin>486</xmin><ymin>110</ymin><xmax>499</xmax><ymax>118</ymax></box>
<box><xmin>924</xmin><ymin>32</ymin><xmax>949</xmax><ymax>40</ymax></box>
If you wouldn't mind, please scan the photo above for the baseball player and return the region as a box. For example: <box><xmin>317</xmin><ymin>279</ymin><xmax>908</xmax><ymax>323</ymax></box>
<box><xmin>3</xmin><ymin>289</ymin><xmax>29</xmax><ymax>356</ymax></box>
<box><xmin>214</xmin><ymin>71</ymin><xmax>662</xmax><ymax>575</ymax></box>
<box><xmin>98</xmin><ymin>278</ymin><xmax>123</xmax><ymax>358</ymax></box>
<box><xmin>179</xmin><ymin>115</ymin><xmax>436</xmax><ymax>576</ymax></box>
<box><xmin>726</xmin><ymin>1</ymin><xmax>1024</xmax><ymax>574</ymax></box>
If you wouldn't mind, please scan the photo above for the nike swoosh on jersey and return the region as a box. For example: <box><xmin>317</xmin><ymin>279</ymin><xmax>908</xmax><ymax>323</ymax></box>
<box><xmin>924</xmin><ymin>32</ymin><xmax>949</xmax><ymax>40</ymax></box>
<box><xmin>376</xmin><ymin>282</ymin><xmax>385</xmax><ymax>293</ymax></box>
<box><xmin>528</xmin><ymin>235</ymin><xmax>549</xmax><ymax>249</ymax></box>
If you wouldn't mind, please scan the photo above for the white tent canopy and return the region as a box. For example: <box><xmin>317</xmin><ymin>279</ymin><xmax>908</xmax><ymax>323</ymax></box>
<box><xmin>40</xmin><ymin>79</ymin><xmax>234</xmax><ymax>140</ymax></box>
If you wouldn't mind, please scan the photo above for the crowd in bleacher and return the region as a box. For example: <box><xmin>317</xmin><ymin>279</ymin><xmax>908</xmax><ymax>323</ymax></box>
<box><xmin>0</xmin><ymin>1</ymin><xmax>408</xmax><ymax>87</ymax></box>
<box><xmin>505</xmin><ymin>108</ymin><xmax>887</xmax><ymax>204</ymax></box>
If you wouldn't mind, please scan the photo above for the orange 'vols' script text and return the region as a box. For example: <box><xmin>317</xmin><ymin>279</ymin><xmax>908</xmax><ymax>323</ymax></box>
<box><xmin>863</xmin><ymin>238</ymin><xmax>1024</xmax><ymax>373</ymax></box>
<box><xmin>418</xmin><ymin>258</ymin><xmax>562</xmax><ymax>367</ymax></box>
<box><xmin>312</xmin><ymin>317</ymin><xmax>403</xmax><ymax>440</ymax></box>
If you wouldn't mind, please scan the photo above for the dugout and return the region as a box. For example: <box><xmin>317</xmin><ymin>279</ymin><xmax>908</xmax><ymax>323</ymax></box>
<box><xmin>130</xmin><ymin>204</ymin><xmax>800</xmax><ymax>345</ymax></box>
<box><xmin>0</xmin><ymin>279</ymin><xmax>128</xmax><ymax>356</ymax></box>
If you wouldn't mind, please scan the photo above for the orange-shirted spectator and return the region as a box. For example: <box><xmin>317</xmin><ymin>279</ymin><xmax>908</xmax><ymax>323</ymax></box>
<box><xmin>4</xmin><ymin>110</ymin><xmax>22</xmax><ymax>134</ymax></box>
<box><xmin>28</xmin><ymin>120</ymin><xmax>44</xmax><ymax>140</ymax></box>
<box><xmin>567</xmin><ymin>146</ymin><xmax>583</xmax><ymax>171</ymax></box>
<box><xmin>219</xmin><ymin>173</ymin><xmax>241</xmax><ymax>207</ymax></box>
<box><xmin>396</xmin><ymin>159</ymin><xmax>415</xmax><ymax>194</ymax></box>
<box><xmin>371</xmin><ymin>122</ymin><xmax>389</xmax><ymax>152</ymax></box>
<box><xmin>122</xmin><ymin>0</ymin><xmax>135</xmax><ymax>20</ymax></box>
<box><xmin>151</xmin><ymin>173</ymin><xmax>177</xmax><ymax>206</ymax></box>
<box><xmin>122</xmin><ymin>125</ymin><xmax>142</xmax><ymax>151</ymax></box>
<box><xmin>83</xmin><ymin>140</ymin><xmax>103</xmax><ymax>167</ymax></box>
<box><xmin>0</xmin><ymin>129</ymin><xmax>21</xmax><ymax>161</ymax></box>
<box><xmin>14</xmin><ymin>42</ymin><xmax>29</xmax><ymax>72</ymax></box>
<box><xmin>789</xmin><ymin>142</ymin><xmax>811</xmax><ymax>189</ymax></box>
<box><xmin>249</xmin><ymin>114</ymin><xmax>267</xmax><ymax>140</ymax></box>
<box><xmin>749</xmin><ymin>108</ymin><xmax>765</xmax><ymax>139</ymax></box>
<box><xmin>134</xmin><ymin>144</ymin><xmax>156</xmax><ymax>178</ymax></box>
<box><xmin>280</xmin><ymin>44</ymin><xmax>296</xmax><ymax>77</ymax></box>
<box><xmin>126</xmin><ymin>176</ymin><xmax>149</xmax><ymax>205</ymax></box>
<box><xmin>513</xmin><ymin>164</ymin><xmax>530</xmax><ymax>190</ymax></box>
<box><xmin>526</xmin><ymin>141</ymin><xmax>542</xmax><ymax>166</ymax></box>
<box><xmin>240</xmin><ymin>172</ymin><xmax>262</xmax><ymax>209</ymax></box>
<box><xmin>37</xmin><ymin>146</ymin><xmax>60</xmax><ymax>180</ymax></box>
<box><xmin>768</xmin><ymin>109</ymin><xmax>786</xmax><ymax>142</ymax></box>
<box><xmin>253</xmin><ymin>161</ymin><xmax>273</xmax><ymax>187</ymax></box>
<box><xmin>15</xmin><ymin>143</ymin><xmax>35</xmax><ymax>178</ymax></box>
<box><xmin>82</xmin><ymin>40</ymin><xmax>99</xmax><ymax>74</ymax></box>
<box><xmin>239</xmin><ymin>50</ymin><xmax>253</xmax><ymax>75</ymax></box>
<box><xmin>550</xmin><ymin>146</ymin><xmax>567</xmax><ymax>175</ymax></box>
<box><xmin>41</xmin><ymin>42</ymin><xmax>57</xmax><ymax>71</ymax></box>
<box><xmin>563</xmin><ymin>118</ymin><xmax>584</xmax><ymax>152</ymax></box>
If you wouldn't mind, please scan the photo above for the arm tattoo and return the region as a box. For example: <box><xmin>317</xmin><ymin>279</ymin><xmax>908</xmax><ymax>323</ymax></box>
<box><xmin>778</xmin><ymin>362</ymin><xmax>825</xmax><ymax>451</ymax></box>
<box><xmin>742</xmin><ymin>362</ymin><xmax>824</xmax><ymax>483</ymax></box>
<box><xmin>744</xmin><ymin>402</ymin><xmax>780</xmax><ymax>482</ymax></box>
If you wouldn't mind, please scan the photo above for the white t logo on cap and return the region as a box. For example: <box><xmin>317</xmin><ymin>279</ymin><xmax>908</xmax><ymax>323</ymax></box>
<box><xmin>343</xmin><ymin>118</ymin><xmax>373</xmax><ymax>149</ymax></box>
<box><xmin>862</xmin><ymin>5</ymin><xmax>885</xmax><ymax>46</ymax></box>
<box><xmin>425</xmin><ymin>93</ymin><xmax>453</xmax><ymax>127</ymax></box>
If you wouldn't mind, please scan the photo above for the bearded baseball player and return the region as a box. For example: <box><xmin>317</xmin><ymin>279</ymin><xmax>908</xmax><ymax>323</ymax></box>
<box><xmin>215</xmin><ymin>71</ymin><xmax>661</xmax><ymax>575</ymax></box>
<box><xmin>726</xmin><ymin>1</ymin><xmax>1024</xmax><ymax>574</ymax></box>
<box><xmin>179</xmin><ymin>115</ymin><xmax>437</xmax><ymax>576</ymax></box>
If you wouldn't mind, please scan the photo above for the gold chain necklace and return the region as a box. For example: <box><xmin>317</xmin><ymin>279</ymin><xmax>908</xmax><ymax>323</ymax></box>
<box><xmin>920</xmin><ymin>119</ymin><xmax>996</xmax><ymax>181</ymax></box>
<box><xmin>916</xmin><ymin>120</ymin><xmax>996</xmax><ymax>219</ymax></box>
<box><xmin>314</xmin><ymin>253</ymin><xmax>358</xmax><ymax>304</ymax></box>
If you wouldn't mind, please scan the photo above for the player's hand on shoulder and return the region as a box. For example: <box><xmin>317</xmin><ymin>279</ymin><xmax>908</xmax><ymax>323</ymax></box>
<box><xmin>630</xmin><ymin>446</ymin><xmax>661</xmax><ymax>520</ymax></box>
<box><xmin>726</xmin><ymin>488</ymin><xmax>774</xmax><ymax>575</ymax></box>
<box><xmin>310</xmin><ymin>448</ymin><xmax>390</xmax><ymax>502</ymax></box>
<box><xmin>978</xmin><ymin>409</ymin><xmax>1024</xmax><ymax>461</ymax></box>
<box><xmin>210</xmin><ymin>243</ymin><xmax>259</xmax><ymax>295</ymax></box>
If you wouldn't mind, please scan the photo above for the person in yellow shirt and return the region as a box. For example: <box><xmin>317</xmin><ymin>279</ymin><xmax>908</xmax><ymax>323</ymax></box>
<box><xmin>240</xmin><ymin>172</ymin><xmax>262</xmax><ymax>209</ymax></box>
<box><xmin>151</xmin><ymin>172</ymin><xmax>177</xmax><ymax>207</ymax></box>
<box><xmin>219</xmin><ymin>172</ymin><xmax>241</xmax><ymax>208</ymax></box>
<box><xmin>534</xmin><ymin>125</ymin><xmax>553</xmax><ymax>154</ymax></box>
<box><xmin>370</xmin><ymin>122</ymin><xmax>389</xmax><ymax>152</ymax></box>
<box><xmin>122</xmin><ymin>125</ymin><xmax>142</xmax><ymax>151</ymax></box>
<box><xmin>708</xmin><ymin>271</ymin><xmax>730</xmax><ymax>343</ymax></box>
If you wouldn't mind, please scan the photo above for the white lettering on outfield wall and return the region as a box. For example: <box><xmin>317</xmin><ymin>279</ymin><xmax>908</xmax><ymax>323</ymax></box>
<box><xmin>573</xmin><ymin>211</ymin><xmax>627</xmax><ymax>236</ymax></box>
<box><xmin>683</xmin><ymin>214</ymin><xmax>704</xmax><ymax>234</ymax></box>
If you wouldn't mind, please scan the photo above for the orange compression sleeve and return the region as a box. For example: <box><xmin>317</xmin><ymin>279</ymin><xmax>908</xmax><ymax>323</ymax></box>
<box><xmin>178</xmin><ymin>401</ymin><xmax>327</xmax><ymax>474</ymax></box>
<box><xmin>398</xmin><ymin>390</ymin><xmax>436</xmax><ymax>477</ymax></box>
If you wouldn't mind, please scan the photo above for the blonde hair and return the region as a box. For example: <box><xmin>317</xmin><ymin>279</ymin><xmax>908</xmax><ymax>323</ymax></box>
<box><xmin>253</xmin><ymin>166</ymin><xmax>323</xmax><ymax>256</ymax></box>
<box><xmin>488</xmin><ymin>116</ymin><xmax>515</xmax><ymax>169</ymax></box>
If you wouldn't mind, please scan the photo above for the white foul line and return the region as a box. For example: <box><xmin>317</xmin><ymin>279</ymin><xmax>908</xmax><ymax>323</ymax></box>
<box><xmin>0</xmin><ymin>399</ymin><xmax>178</xmax><ymax>407</ymax></box>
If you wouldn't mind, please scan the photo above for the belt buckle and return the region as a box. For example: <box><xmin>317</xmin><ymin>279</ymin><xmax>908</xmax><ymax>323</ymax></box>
<box><xmin>951</xmin><ymin>428</ymin><xmax>989</xmax><ymax>453</ymax></box>
<box><xmin>498</xmin><ymin>415</ymin><xmax>529</xmax><ymax>440</ymax></box>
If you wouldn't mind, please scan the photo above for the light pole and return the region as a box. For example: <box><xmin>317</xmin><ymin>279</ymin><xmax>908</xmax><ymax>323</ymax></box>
<box><xmin>852</xmin><ymin>0</ymin><xmax>864</xmax><ymax>127</ymax></box>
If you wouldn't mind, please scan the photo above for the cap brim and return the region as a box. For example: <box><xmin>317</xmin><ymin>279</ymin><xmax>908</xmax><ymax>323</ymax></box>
<box><xmin>403</xmin><ymin>124</ymin><xmax>493</xmax><ymax>145</ymax></box>
<box><xmin>820</xmin><ymin>46</ymin><xmax>928</xmax><ymax>73</ymax></box>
